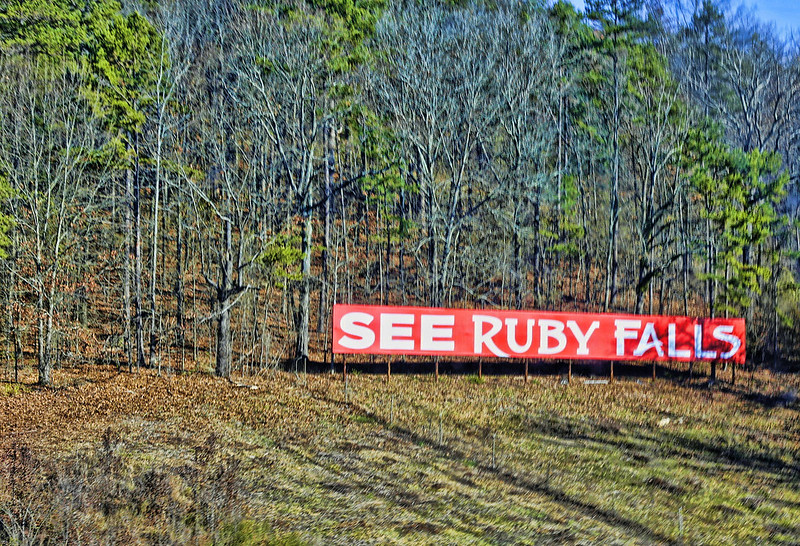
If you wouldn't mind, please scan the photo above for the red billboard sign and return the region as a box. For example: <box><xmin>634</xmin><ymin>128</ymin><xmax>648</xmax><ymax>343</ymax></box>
<box><xmin>332</xmin><ymin>305</ymin><xmax>745</xmax><ymax>364</ymax></box>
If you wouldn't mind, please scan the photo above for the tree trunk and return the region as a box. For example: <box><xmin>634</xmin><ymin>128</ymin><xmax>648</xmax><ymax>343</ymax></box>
<box><xmin>533</xmin><ymin>196</ymin><xmax>541</xmax><ymax>304</ymax></box>
<box><xmin>681</xmin><ymin>193</ymin><xmax>690</xmax><ymax>316</ymax></box>
<box><xmin>604</xmin><ymin>50</ymin><xmax>621</xmax><ymax>313</ymax></box>
<box><xmin>133</xmin><ymin>134</ymin><xmax>145</xmax><ymax>369</ymax></box>
<box><xmin>216</xmin><ymin>300</ymin><xmax>232</xmax><ymax>378</ymax></box>
<box><xmin>37</xmin><ymin>289</ymin><xmax>50</xmax><ymax>386</ymax></box>
<box><xmin>149</xmin><ymin>125</ymin><xmax>164</xmax><ymax>370</ymax></box>
<box><xmin>175</xmin><ymin>209</ymin><xmax>185</xmax><ymax>349</ymax></box>
<box><xmin>400</xmin><ymin>187</ymin><xmax>407</xmax><ymax>305</ymax></box>
<box><xmin>318</xmin><ymin>120</ymin><xmax>334</xmax><ymax>332</ymax></box>
<box><xmin>297</xmin><ymin>196</ymin><xmax>313</xmax><ymax>362</ymax></box>
<box><xmin>706</xmin><ymin>215</ymin><xmax>715</xmax><ymax>319</ymax></box>
<box><xmin>8</xmin><ymin>248</ymin><xmax>21</xmax><ymax>383</ymax></box>
<box><xmin>125</xmin><ymin>163</ymin><xmax>133</xmax><ymax>372</ymax></box>
<box><xmin>215</xmin><ymin>219</ymin><xmax>233</xmax><ymax>378</ymax></box>
<box><xmin>513</xmin><ymin>213</ymin><xmax>522</xmax><ymax>309</ymax></box>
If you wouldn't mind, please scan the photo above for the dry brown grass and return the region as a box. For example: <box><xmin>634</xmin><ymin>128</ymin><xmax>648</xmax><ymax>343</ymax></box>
<box><xmin>1</xmin><ymin>365</ymin><xmax>799</xmax><ymax>544</ymax></box>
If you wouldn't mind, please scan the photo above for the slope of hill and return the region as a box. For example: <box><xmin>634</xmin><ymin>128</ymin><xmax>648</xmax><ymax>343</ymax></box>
<box><xmin>1</xmin><ymin>366</ymin><xmax>799</xmax><ymax>544</ymax></box>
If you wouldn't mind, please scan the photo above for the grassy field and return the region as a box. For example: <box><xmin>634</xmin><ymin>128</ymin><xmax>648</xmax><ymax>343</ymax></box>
<box><xmin>1</xmin><ymin>365</ymin><xmax>799</xmax><ymax>544</ymax></box>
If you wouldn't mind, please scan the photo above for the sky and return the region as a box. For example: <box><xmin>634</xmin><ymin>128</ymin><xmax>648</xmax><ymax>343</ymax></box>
<box><xmin>736</xmin><ymin>0</ymin><xmax>800</xmax><ymax>37</ymax></box>
<box><xmin>565</xmin><ymin>0</ymin><xmax>800</xmax><ymax>38</ymax></box>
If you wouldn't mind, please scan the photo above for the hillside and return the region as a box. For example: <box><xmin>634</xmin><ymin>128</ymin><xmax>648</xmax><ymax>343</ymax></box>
<box><xmin>3</xmin><ymin>0</ymin><xmax>800</xmax><ymax>391</ymax></box>
<box><xmin>2</xmin><ymin>366</ymin><xmax>799</xmax><ymax>544</ymax></box>
<box><xmin>4</xmin><ymin>1</ymin><xmax>800</xmax><ymax>541</ymax></box>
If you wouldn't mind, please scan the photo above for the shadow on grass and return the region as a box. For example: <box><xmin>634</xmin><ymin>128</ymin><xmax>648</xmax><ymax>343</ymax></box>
<box><xmin>289</xmin><ymin>357</ymin><xmax>799</xmax><ymax>415</ymax></box>
<box><xmin>274</xmin><ymin>433</ymin><xmax>553</xmax><ymax>544</ymax></box>
<box><xmin>296</xmin><ymin>356</ymin><xmax>689</xmax><ymax>379</ymax></box>
<box><xmin>519</xmin><ymin>411</ymin><xmax>799</xmax><ymax>488</ymax></box>
<box><xmin>309</xmin><ymin>389</ymin><xmax>676</xmax><ymax>545</ymax></box>
<box><xmin>286</xmin><ymin>357</ymin><xmax>745</xmax><ymax>387</ymax></box>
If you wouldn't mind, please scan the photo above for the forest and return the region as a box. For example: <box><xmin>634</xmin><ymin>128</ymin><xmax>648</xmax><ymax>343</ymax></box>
<box><xmin>1</xmin><ymin>0</ymin><xmax>799</xmax><ymax>386</ymax></box>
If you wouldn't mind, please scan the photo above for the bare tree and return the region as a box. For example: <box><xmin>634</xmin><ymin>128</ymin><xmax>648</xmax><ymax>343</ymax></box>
<box><xmin>492</xmin><ymin>11</ymin><xmax>565</xmax><ymax>308</ymax></box>
<box><xmin>0</xmin><ymin>59</ymin><xmax>101</xmax><ymax>385</ymax></box>
<box><xmin>235</xmin><ymin>7</ymin><xmax>333</xmax><ymax>363</ymax></box>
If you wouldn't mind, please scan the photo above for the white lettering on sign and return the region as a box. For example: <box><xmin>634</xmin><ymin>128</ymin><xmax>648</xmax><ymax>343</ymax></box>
<box><xmin>332</xmin><ymin>305</ymin><xmax>746</xmax><ymax>363</ymax></box>
<box><xmin>634</xmin><ymin>322</ymin><xmax>664</xmax><ymax>357</ymax></box>
<box><xmin>420</xmin><ymin>315</ymin><xmax>455</xmax><ymax>351</ymax></box>
<box><xmin>538</xmin><ymin>320</ymin><xmax>567</xmax><ymax>355</ymax></box>
<box><xmin>338</xmin><ymin>312</ymin><xmax>375</xmax><ymax>350</ymax></box>
<box><xmin>615</xmin><ymin>320</ymin><xmax>642</xmax><ymax>356</ymax></box>
<box><xmin>713</xmin><ymin>325</ymin><xmax>741</xmax><ymax>359</ymax></box>
<box><xmin>380</xmin><ymin>313</ymin><xmax>415</xmax><ymax>350</ymax></box>
<box><xmin>473</xmin><ymin>315</ymin><xmax>509</xmax><ymax>358</ymax></box>
<box><xmin>567</xmin><ymin>320</ymin><xmax>599</xmax><ymax>355</ymax></box>
<box><xmin>505</xmin><ymin>318</ymin><xmax>536</xmax><ymax>353</ymax></box>
<box><xmin>668</xmin><ymin>323</ymin><xmax>691</xmax><ymax>358</ymax></box>
<box><xmin>694</xmin><ymin>324</ymin><xmax>717</xmax><ymax>359</ymax></box>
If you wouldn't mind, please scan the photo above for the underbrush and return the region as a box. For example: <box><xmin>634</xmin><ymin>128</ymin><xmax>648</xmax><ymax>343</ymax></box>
<box><xmin>0</xmin><ymin>430</ymin><xmax>304</xmax><ymax>545</ymax></box>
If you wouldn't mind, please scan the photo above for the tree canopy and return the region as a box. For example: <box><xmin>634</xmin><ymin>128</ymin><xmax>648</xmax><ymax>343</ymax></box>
<box><xmin>2</xmin><ymin>0</ymin><xmax>800</xmax><ymax>385</ymax></box>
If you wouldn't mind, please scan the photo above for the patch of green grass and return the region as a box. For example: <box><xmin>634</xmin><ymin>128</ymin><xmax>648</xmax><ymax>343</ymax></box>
<box><xmin>0</xmin><ymin>382</ymin><xmax>28</xmax><ymax>396</ymax></box>
<box><xmin>352</xmin><ymin>414</ymin><xmax>376</xmax><ymax>424</ymax></box>
<box><xmin>467</xmin><ymin>375</ymin><xmax>485</xmax><ymax>385</ymax></box>
<box><xmin>218</xmin><ymin>519</ymin><xmax>306</xmax><ymax>546</ymax></box>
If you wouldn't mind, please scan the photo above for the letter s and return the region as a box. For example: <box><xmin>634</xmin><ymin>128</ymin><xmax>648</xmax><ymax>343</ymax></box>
<box><xmin>713</xmin><ymin>325</ymin><xmax>742</xmax><ymax>360</ymax></box>
<box><xmin>338</xmin><ymin>312</ymin><xmax>375</xmax><ymax>350</ymax></box>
